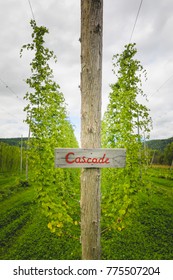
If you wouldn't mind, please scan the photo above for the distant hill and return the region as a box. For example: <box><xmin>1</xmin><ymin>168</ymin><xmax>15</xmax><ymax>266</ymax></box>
<box><xmin>1</xmin><ymin>136</ymin><xmax>173</xmax><ymax>151</ymax></box>
<box><xmin>146</xmin><ymin>137</ymin><xmax>173</xmax><ymax>151</ymax></box>
<box><xmin>0</xmin><ymin>137</ymin><xmax>28</xmax><ymax>147</ymax></box>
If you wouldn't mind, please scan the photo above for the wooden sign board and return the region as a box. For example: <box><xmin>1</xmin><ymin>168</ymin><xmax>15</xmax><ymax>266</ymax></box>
<box><xmin>55</xmin><ymin>148</ymin><xmax>126</xmax><ymax>168</ymax></box>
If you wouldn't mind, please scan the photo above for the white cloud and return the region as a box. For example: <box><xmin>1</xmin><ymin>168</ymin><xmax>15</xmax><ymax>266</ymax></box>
<box><xmin>0</xmin><ymin>0</ymin><xmax>173</xmax><ymax>141</ymax></box>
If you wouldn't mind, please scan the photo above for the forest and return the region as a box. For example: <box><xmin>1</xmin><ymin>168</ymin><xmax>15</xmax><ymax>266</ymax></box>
<box><xmin>147</xmin><ymin>138</ymin><xmax>173</xmax><ymax>165</ymax></box>
<box><xmin>0</xmin><ymin>136</ymin><xmax>172</xmax><ymax>175</ymax></box>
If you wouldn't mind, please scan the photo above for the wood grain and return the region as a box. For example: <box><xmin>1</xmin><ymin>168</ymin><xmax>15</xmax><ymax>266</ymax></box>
<box><xmin>55</xmin><ymin>148</ymin><xmax>126</xmax><ymax>168</ymax></box>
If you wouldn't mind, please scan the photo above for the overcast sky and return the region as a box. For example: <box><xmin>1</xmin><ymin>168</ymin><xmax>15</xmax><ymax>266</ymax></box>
<box><xmin>0</xmin><ymin>0</ymin><xmax>173</xmax><ymax>143</ymax></box>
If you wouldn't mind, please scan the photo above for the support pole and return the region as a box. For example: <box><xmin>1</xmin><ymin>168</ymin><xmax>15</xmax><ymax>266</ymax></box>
<box><xmin>80</xmin><ymin>0</ymin><xmax>103</xmax><ymax>260</ymax></box>
<box><xmin>20</xmin><ymin>135</ymin><xmax>23</xmax><ymax>175</ymax></box>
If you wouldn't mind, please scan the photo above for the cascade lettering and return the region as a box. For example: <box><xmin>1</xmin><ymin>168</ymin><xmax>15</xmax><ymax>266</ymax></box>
<box><xmin>55</xmin><ymin>148</ymin><xmax>126</xmax><ymax>168</ymax></box>
<box><xmin>65</xmin><ymin>152</ymin><xmax>110</xmax><ymax>164</ymax></box>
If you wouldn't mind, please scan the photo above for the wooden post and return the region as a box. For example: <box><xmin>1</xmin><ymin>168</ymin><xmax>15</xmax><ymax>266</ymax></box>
<box><xmin>26</xmin><ymin>124</ymin><xmax>31</xmax><ymax>181</ymax></box>
<box><xmin>80</xmin><ymin>0</ymin><xmax>103</xmax><ymax>259</ymax></box>
<box><xmin>20</xmin><ymin>135</ymin><xmax>23</xmax><ymax>175</ymax></box>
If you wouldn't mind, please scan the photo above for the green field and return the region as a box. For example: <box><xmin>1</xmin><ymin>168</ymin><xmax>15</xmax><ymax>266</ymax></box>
<box><xmin>0</xmin><ymin>167</ymin><xmax>173</xmax><ymax>260</ymax></box>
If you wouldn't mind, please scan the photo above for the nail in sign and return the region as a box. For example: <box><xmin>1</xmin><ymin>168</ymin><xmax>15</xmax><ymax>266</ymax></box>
<box><xmin>55</xmin><ymin>148</ymin><xmax>126</xmax><ymax>168</ymax></box>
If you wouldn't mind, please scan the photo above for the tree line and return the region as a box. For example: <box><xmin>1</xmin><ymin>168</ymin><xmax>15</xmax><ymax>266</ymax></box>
<box><xmin>0</xmin><ymin>138</ymin><xmax>171</xmax><ymax>175</ymax></box>
<box><xmin>0</xmin><ymin>142</ymin><xmax>25</xmax><ymax>174</ymax></box>
<box><xmin>149</xmin><ymin>142</ymin><xmax>173</xmax><ymax>166</ymax></box>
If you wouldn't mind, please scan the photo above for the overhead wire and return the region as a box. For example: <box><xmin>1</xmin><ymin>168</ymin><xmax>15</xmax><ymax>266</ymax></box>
<box><xmin>0</xmin><ymin>2</ymin><xmax>34</xmax><ymax>105</ymax></box>
<box><xmin>28</xmin><ymin>0</ymin><xmax>36</xmax><ymax>21</ymax></box>
<box><xmin>0</xmin><ymin>78</ymin><xmax>26</xmax><ymax>130</ymax></box>
<box><xmin>0</xmin><ymin>0</ymin><xmax>35</xmax><ymax>137</ymax></box>
<box><xmin>128</xmin><ymin>0</ymin><xmax>172</xmax><ymax>99</ymax></box>
<box><xmin>0</xmin><ymin>77</ymin><xmax>24</xmax><ymax>103</ymax></box>
<box><xmin>0</xmin><ymin>106</ymin><xmax>23</xmax><ymax>122</ymax></box>
<box><xmin>147</xmin><ymin>73</ymin><xmax>173</xmax><ymax>134</ymax></box>
<box><xmin>127</xmin><ymin>0</ymin><xmax>172</xmax><ymax>137</ymax></box>
<box><xmin>149</xmin><ymin>74</ymin><xmax>173</xmax><ymax>97</ymax></box>
<box><xmin>129</xmin><ymin>0</ymin><xmax>144</xmax><ymax>43</ymax></box>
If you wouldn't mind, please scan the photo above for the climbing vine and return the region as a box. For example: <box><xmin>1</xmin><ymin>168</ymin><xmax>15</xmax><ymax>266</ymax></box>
<box><xmin>101</xmin><ymin>43</ymin><xmax>152</xmax><ymax>231</ymax></box>
<box><xmin>20</xmin><ymin>20</ymin><xmax>80</xmax><ymax>237</ymax></box>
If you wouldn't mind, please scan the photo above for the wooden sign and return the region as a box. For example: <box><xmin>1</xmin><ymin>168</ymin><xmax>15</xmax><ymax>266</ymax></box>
<box><xmin>55</xmin><ymin>148</ymin><xmax>126</xmax><ymax>168</ymax></box>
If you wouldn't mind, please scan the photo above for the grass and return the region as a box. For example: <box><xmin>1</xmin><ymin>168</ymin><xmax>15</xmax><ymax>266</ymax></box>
<box><xmin>0</xmin><ymin>174</ymin><xmax>81</xmax><ymax>260</ymax></box>
<box><xmin>101</xmin><ymin>166</ymin><xmax>173</xmax><ymax>259</ymax></box>
<box><xmin>0</xmin><ymin>167</ymin><xmax>173</xmax><ymax>260</ymax></box>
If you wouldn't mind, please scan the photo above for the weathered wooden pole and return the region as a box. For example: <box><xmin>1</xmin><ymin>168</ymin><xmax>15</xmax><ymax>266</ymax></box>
<box><xmin>20</xmin><ymin>135</ymin><xmax>23</xmax><ymax>174</ymax></box>
<box><xmin>80</xmin><ymin>0</ymin><xmax>103</xmax><ymax>259</ymax></box>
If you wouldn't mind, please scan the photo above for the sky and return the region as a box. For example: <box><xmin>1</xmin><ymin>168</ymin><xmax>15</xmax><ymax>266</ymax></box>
<box><xmin>0</xmin><ymin>0</ymin><xmax>173</xmax><ymax>143</ymax></box>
